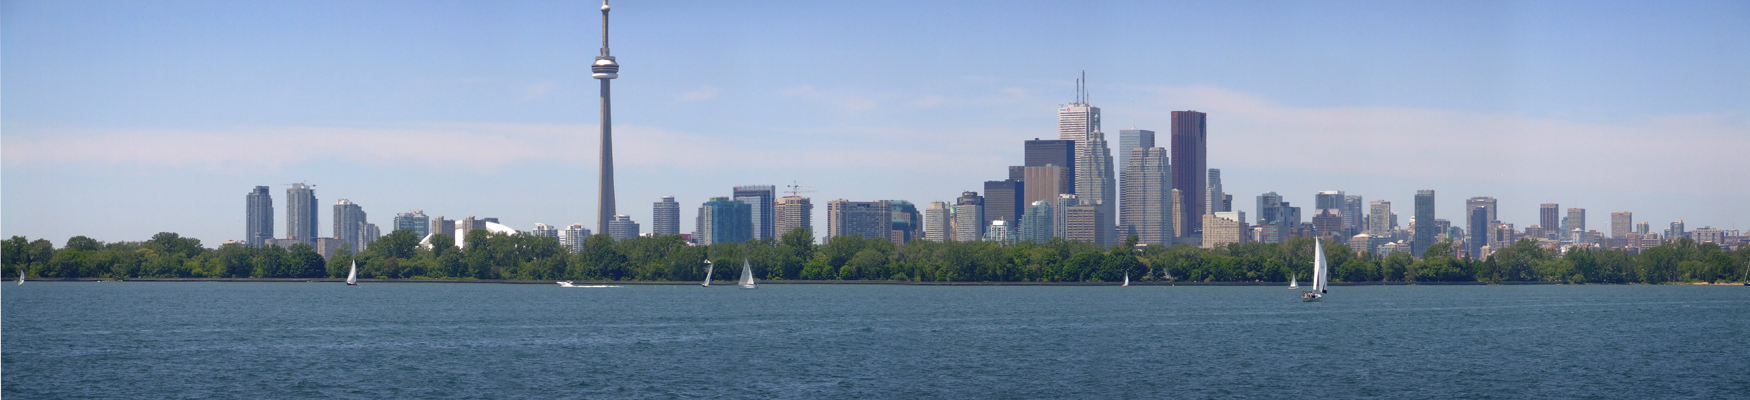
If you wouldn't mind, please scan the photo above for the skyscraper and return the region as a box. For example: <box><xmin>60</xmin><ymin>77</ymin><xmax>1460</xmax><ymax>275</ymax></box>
<box><xmin>1468</xmin><ymin>206</ymin><xmax>1488</xmax><ymax>258</ymax></box>
<box><xmin>983</xmin><ymin>180</ymin><xmax>1024</xmax><ymax>234</ymax></box>
<box><xmin>1117</xmin><ymin>129</ymin><xmax>1155</xmax><ymax>196</ymax></box>
<box><xmin>774</xmin><ymin>196</ymin><xmax>813</xmax><ymax>237</ymax></box>
<box><xmin>1257</xmin><ymin>192</ymin><xmax>1287</xmax><ymax>243</ymax></box>
<box><xmin>1064</xmin><ymin>204</ymin><xmax>1109</xmax><ymax>247</ymax></box>
<box><xmin>1171</xmin><ymin>111</ymin><xmax>1208</xmax><ymax>236</ymax></box>
<box><xmin>1022</xmin><ymin>165</ymin><xmax>1071</xmax><ymax>207</ymax></box>
<box><xmin>1670</xmin><ymin>220</ymin><xmax>1686</xmax><ymax>241</ymax></box>
<box><xmin>333</xmin><ymin>199</ymin><xmax>367</xmax><ymax>251</ymax></box>
<box><xmin>924</xmin><ymin>201</ymin><xmax>950</xmax><ymax>242</ymax></box>
<box><xmin>1369</xmin><ymin>200</ymin><xmax>1392</xmax><ymax>236</ymax></box>
<box><xmin>608</xmin><ymin>215</ymin><xmax>639</xmax><ymax>240</ymax></box>
<box><xmin>1053</xmin><ymin>194</ymin><xmax>1079</xmax><ymax>239</ymax></box>
<box><xmin>1206</xmin><ymin>169</ymin><xmax>1227</xmax><ymax>214</ymax></box>
<box><xmin>1024</xmin><ymin>139</ymin><xmax>1075</xmax><ymax>192</ymax></box>
<box><xmin>731</xmin><ymin>185</ymin><xmax>776</xmax><ymax>239</ymax></box>
<box><xmin>1057</xmin><ymin>73</ymin><xmax>1099</xmax><ymax>143</ymax></box>
<box><xmin>393</xmin><ymin>210</ymin><xmax>429</xmax><ymax>238</ymax></box>
<box><xmin>286</xmin><ymin>183</ymin><xmax>318</xmax><ymax>244</ymax></box>
<box><xmin>1466</xmin><ymin>197</ymin><xmax>1498</xmax><ymax>224</ymax></box>
<box><xmin>1539</xmin><ymin>203</ymin><xmax>1559</xmax><ymax>239</ymax></box>
<box><xmin>593</xmin><ymin>0</ymin><xmax>621</xmax><ymax>236</ymax></box>
<box><xmin>1414</xmin><ymin>190</ymin><xmax>1436</xmax><ymax>257</ymax></box>
<box><xmin>1202</xmin><ymin>212</ymin><xmax>1248</xmax><ymax>249</ymax></box>
<box><xmin>954</xmin><ymin>191</ymin><xmax>984</xmax><ymax>242</ymax></box>
<box><xmin>1610</xmin><ymin>212</ymin><xmax>1632</xmax><ymax>238</ymax></box>
<box><xmin>827</xmin><ymin>199</ymin><xmax>891</xmax><ymax>242</ymax></box>
<box><xmin>246</xmin><ymin>186</ymin><xmax>273</xmax><ymax>247</ymax></box>
<box><xmin>653</xmin><ymin>196</ymin><xmax>680</xmax><ymax>236</ymax></box>
<box><xmin>1342</xmin><ymin>195</ymin><xmax>1363</xmax><ymax>235</ymax></box>
<box><xmin>696</xmin><ymin>197</ymin><xmax>751</xmax><ymax>246</ymax></box>
<box><xmin>560</xmin><ymin>224</ymin><xmax>589</xmax><ymax>253</ymax></box>
<box><xmin>1315</xmin><ymin>191</ymin><xmax>1345</xmax><ymax>235</ymax></box>
<box><xmin>1075</xmin><ymin>131</ymin><xmax>1116</xmax><ymax>245</ymax></box>
<box><xmin>889</xmin><ymin>201</ymin><xmax>922</xmax><ymax>245</ymax></box>
<box><xmin>1566</xmin><ymin>208</ymin><xmax>1586</xmax><ymax>236</ymax></box>
<box><xmin>1121</xmin><ymin>147</ymin><xmax>1172</xmax><ymax>246</ymax></box>
<box><xmin>1018</xmin><ymin>201</ymin><xmax>1053</xmax><ymax>243</ymax></box>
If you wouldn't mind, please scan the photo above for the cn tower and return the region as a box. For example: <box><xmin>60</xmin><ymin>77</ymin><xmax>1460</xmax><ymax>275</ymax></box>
<box><xmin>592</xmin><ymin>0</ymin><xmax>619</xmax><ymax>236</ymax></box>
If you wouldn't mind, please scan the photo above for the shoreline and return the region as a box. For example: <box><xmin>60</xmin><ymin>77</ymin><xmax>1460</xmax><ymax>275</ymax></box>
<box><xmin>10</xmin><ymin>277</ymin><xmax>1667</xmax><ymax>286</ymax></box>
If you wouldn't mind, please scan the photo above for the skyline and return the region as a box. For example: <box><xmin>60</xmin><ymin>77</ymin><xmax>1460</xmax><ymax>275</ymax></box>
<box><xmin>4</xmin><ymin>0</ymin><xmax>1749</xmax><ymax>246</ymax></box>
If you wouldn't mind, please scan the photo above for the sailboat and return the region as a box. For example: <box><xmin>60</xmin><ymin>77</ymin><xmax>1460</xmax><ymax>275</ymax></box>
<box><xmin>17</xmin><ymin>270</ymin><xmax>24</xmax><ymax>285</ymax></box>
<box><xmin>702</xmin><ymin>260</ymin><xmax>714</xmax><ymax>288</ymax></box>
<box><xmin>345</xmin><ymin>260</ymin><xmax>358</xmax><ymax>286</ymax></box>
<box><xmin>738</xmin><ymin>260</ymin><xmax>757</xmax><ymax>289</ymax></box>
<box><xmin>1122</xmin><ymin>272</ymin><xmax>1130</xmax><ymax>287</ymax></box>
<box><xmin>1741</xmin><ymin>262</ymin><xmax>1748</xmax><ymax>286</ymax></box>
<box><xmin>1290</xmin><ymin>273</ymin><xmax>1298</xmax><ymax>289</ymax></box>
<box><xmin>1300</xmin><ymin>239</ymin><xmax>1327</xmax><ymax>302</ymax></box>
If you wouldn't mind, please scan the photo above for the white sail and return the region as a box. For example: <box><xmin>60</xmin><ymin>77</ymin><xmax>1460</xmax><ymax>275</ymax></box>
<box><xmin>17</xmin><ymin>271</ymin><xmax>23</xmax><ymax>285</ymax></box>
<box><xmin>346</xmin><ymin>260</ymin><xmax>358</xmax><ymax>285</ymax></box>
<box><xmin>739</xmin><ymin>260</ymin><xmax>756</xmax><ymax>289</ymax></box>
<box><xmin>1313</xmin><ymin>239</ymin><xmax>1327</xmax><ymax>294</ymax></box>
<box><xmin>703</xmin><ymin>262</ymin><xmax>714</xmax><ymax>287</ymax></box>
<box><xmin>1290</xmin><ymin>273</ymin><xmax>1297</xmax><ymax>289</ymax></box>
<box><xmin>1122</xmin><ymin>272</ymin><xmax>1129</xmax><ymax>287</ymax></box>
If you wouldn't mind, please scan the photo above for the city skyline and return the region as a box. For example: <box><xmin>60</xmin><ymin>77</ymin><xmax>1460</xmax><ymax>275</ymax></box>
<box><xmin>4</xmin><ymin>1</ymin><xmax>1748</xmax><ymax>246</ymax></box>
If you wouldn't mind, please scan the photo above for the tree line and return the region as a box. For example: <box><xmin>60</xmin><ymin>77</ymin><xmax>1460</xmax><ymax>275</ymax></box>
<box><xmin>6</xmin><ymin>229</ymin><xmax>1748</xmax><ymax>284</ymax></box>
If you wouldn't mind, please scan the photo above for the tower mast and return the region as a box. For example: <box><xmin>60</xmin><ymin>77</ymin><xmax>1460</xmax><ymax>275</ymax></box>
<box><xmin>593</xmin><ymin>0</ymin><xmax>620</xmax><ymax>235</ymax></box>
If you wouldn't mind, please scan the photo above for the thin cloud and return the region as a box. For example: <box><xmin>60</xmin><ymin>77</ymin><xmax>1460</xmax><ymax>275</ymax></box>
<box><xmin>677</xmin><ymin>85</ymin><xmax>720</xmax><ymax>102</ymax></box>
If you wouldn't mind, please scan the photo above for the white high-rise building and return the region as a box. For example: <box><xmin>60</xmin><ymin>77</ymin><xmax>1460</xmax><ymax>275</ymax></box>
<box><xmin>1369</xmin><ymin>200</ymin><xmax>1393</xmax><ymax>236</ymax></box>
<box><xmin>530</xmin><ymin>223</ymin><xmax>559</xmax><ymax>239</ymax></box>
<box><xmin>560</xmin><ymin>224</ymin><xmax>590</xmax><ymax>253</ymax></box>
<box><xmin>1057</xmin><ymin>73</ymin><xmax>1100</xmax><ymax>143</ymax></box>
<box><xmin>924</xmin><ymin>201</ymin><xmax>950</xmax><ymax>242</ymax></box>
<box><xmin>1121</xmin><ymin>147</ymin><xmax>1172</xmax><ymax>246</ymax></box>
<box><xmin>653</xmin><ymin>196</ymin><xmax>680</xmax><ymax>236</ymax></box>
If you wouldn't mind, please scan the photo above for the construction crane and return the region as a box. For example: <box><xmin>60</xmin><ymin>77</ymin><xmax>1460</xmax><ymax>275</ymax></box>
<box><xmin>783</xmin><ymin>181</ymin><xmax>815</xmax><ymax>198</ymax></box>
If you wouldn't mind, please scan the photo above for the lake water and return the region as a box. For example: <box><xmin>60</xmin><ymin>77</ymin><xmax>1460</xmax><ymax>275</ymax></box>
<box><xmin>4</xmin><ymin>282</ymin><xmax>1748</xmax><ymax>399</ymax></box>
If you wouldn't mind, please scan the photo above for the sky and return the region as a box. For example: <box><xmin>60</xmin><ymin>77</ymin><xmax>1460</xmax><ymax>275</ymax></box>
<box><xmin>4</xmin><ymin>0</ymin><xmax>1749</xmax><ymax>247</ymax></box>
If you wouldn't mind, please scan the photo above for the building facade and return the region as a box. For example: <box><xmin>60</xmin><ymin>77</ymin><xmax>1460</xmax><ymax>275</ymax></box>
<box><xmin>1117</xmin><ymin>129</ymin><xmax>1154</xmax><ymax>198</ymax></box>
<box><xmin>333</xmin><ymin>199</ymin><xmax>367</xmax><ymax>251</ymax></box>
<box><xmin>1120</xmin><ymin>147</ymin><xmax>1172</xmax><ymax>246</ymax></box>
<box><xmin>1369</xmin><ymin>200</ymin><xmax>1392</xmax><ymax>236</ymax></box>
<box><xmin>607</xmin><ymin>215</ymin><xmax>639</xmax><ymax>240</ymax></box>
<box><xmin>1540</xmin><ymin>203</ymin><xmax>1560</xmax><ymax>239</ymax></box>
<box><xmin>286</xmin><ymin>183</ymin><xmax>318</xmax><ymax>244</ymax></box>
<box><xmin>1171</xmin><ymin>110</ymin><xmax>1208</xmax><ymax>237</ymax></box>
<box><xmin>826</xmin><ymin>199</ymin><xmax>891</xmax><ymax>242</ymax></box>
<box><xmin>1024</xmin><ymin>139</ymin><xmax>1076</xmax><ymax>192</ymax></box>
<box><xmin>1075</xmin><ymin>131</ymin><xmax>1116</xmax><ymax>246</ymax></box>
<box><xmin>1610</xmin><ymin>211</ymin><xmax>1632</xmax><ymax>238</ymax></box>
<box><xmin>1466</xmin><ymin>197</ymin><xmax>1498</xmax><ymax>224</ymax></box>
<box><xmin>1203</xmin><ymin>212</ymin><xmax>1249</xmax><ymax>249</ymax></box>
<box><xmin>1414</xmin><ymin>190</ymin><xmax>1436</xmax><ymax>257</ymax></box>
<box><xmin>774</xmin><ymin>196</ymin><xmax>813</xmax><ymax>237</ymax></box>
<box><xmin>953</xmin><ymin>192</ymin><xmax>985</xmax><ymax>242</ymax></box>
<box><xmin>983</xmin><ymin>179</ymin><xmax>1024</xmax><ymax>235</ymax></box>
<box><xmin>889</xmin><ymin>201</ymin><xmax>922</xmax><ymax>245</ymax></box>
<box><xmin>924</xmin><ymin>201</ymin><xmax>950</xmax><ymax>242</ymax></box>
<box><xmin>732</xmin><ymin>185</ymin><xmax>776</xmax><ymax>240</ymax></box>
<box><xmin>1064</xmin><ymin>204</ymin><xmax>1110</xmax><ymax>247</ymax></box>
<box><xmin>393</xmin><ymin>210</ymin><xmax>429</xmax><ymax>238</ymax></box>
<box><xmin>653</xmin><ymin>196</ymin><xmax>681</xmax><ymax>236</ymax></box>
<box><xmin>246</xmin><ymin>186</ymin><xmax>274</xmax><ymax>247</ymax></box>
<box><xmin>1018</xmin><ymin>200</ymin><xmax>1053</xmax><ymax>243</ymax></box>
<box><xmin>697</xmin><ymin>197</ymin><xmax>752</xmax><ymax>246</ymax></box>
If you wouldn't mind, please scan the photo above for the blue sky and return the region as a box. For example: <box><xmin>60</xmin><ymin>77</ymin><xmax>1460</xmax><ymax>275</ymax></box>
<box><xmin>5</xmin><ymin>0</ymin><xmax>1748</xmax><ymax>246</ymax></box>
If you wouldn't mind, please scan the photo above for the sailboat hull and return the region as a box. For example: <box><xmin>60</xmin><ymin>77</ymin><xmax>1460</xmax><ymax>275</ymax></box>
<box><xmin>1300</xmin><ymin>291</ymin><xmax>1321</xmax><ymax>302</ymax></box>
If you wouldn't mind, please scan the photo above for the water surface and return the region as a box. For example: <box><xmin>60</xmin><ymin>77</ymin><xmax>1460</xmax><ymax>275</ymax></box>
<box><xmin>5</xmin><ymin>282</ymin><xmax>1748</xmax><ymax>398</ymax></box>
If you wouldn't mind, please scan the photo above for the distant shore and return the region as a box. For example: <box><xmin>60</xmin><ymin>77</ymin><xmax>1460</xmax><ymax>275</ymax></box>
<box><xmin>9</xmin><ymin>277</ymin><xmax>1622</xmax><ymax>286</ymax></box>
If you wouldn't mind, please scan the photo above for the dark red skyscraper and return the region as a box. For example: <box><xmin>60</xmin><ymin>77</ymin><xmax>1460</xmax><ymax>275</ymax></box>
<box><xmin>1171</xmin><ymin>111</ymin><xmax>1207</xmax><ymax>236</ymax></box>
